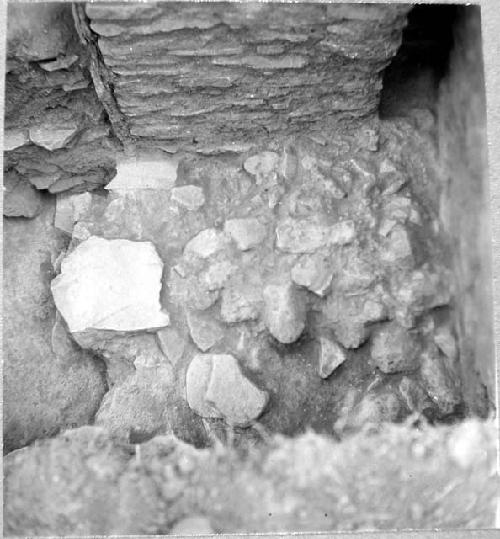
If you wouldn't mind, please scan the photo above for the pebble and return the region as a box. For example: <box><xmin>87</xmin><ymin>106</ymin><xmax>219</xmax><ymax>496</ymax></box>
<box><xmin>243</xmin><ymin>151</ymin><xmax>279</xmax><ymax>184</ymax></box>
<box><xmin>51</xmin><ymin>236</ymin><xmax>170</xmax><ymax>332</ymax></box>
<box><xmin>184</xmin><ymin>228</ymin><xmax>229</xmax><ymax>259</ymax></box>
<box><xmin>263</xmin><ymin>281</ymin><xmax>306</xmax><ymax>343</ymax></box>
<box><xmin>276</xmin><ymin>218</ymin><xmax>332</xmax><ymax>254</ymax></box>
<box><xmin>224</xmin><ymin>218</ymin><xmax>267</xmax><ymax>251</ymax></box>
<box><xmin>318</xmin><ymin>337</ymin><xmax>347</xmax><ymax>378</ymax></box>
<box><xmin>186</xmin><ymin>354</ymin><xmax>268</xmax><ymax>427</ymax></box>
<box><xmin>201</xmin><ymin>260</ymin><xmax>236</xmax><ymax>291</ymax></box>
<box><xmin>370</xmin><ymin>322</ymin><xmax>421</xmax><ymax>373</ymax></box>
<box><xmin>420</xmin><ymin>345</ymin><xmax>461</xmax><ymax>415</ymax></box>
<box><xmin>171</xmin><ymin>185</ymin><xmax>205</xmax><ymax>210</ymax></box>
<box><xmin>220</xmin><ymin>284</ymin><xmax>261</xmax><ymax>323</ymax></box>
<box><xmin>434</xmin><ymin>325</ymin><xmax>458</xmax><ymax>360</ymax></box>
<box><xmin>381</xmin><ymin>224</ymin><xmax>413</xmax><ymax>264</ymax></box>
<box><xmin>156</xmin><ymin>327</ymin><xmax>186</xmax><ymax>365</ymax></box>
<box><xmin>348</xmin><ymin>390</ymin><xmax>403</xmax><ymax>429</ymax></box>
<box><xmin>291</xmin><ymin>254</ymin><xmax>332</xmax><ymax>296</ymax></box>
<box><xmin>186</xmin><ymin>310</ymin><xmax>224</xmax><ymax>352</ymax></box>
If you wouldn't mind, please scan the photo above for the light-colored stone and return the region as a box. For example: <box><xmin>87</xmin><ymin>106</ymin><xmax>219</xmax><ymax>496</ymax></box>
<box><xmin>184</xmin><ymin>228</ymin><xmax>229</xmax><ymax>259</ymax></box>
<box><xmin>333</xmin><ymin>321</ymin><xmax>368</xmax><ymax>349</ymax></box>
<box><xmin>105</xmin><ymin>155</ymin><xmax>178</xmax><ymax>190</ymax></box>
<box><xmin>263</xmin><ymin>281</ymin><xmax>305</xmax><ymax>343</ymax></box>
<box><xmin>54</xmin><ymin>192</ymin><xmax>93</xmax><ymax>235</ymax></box>
<box><xmin>39</xmin><ymin>54</ymin><xmax>78</xmax><ymax>72</ymax></box>
<box><xmin>201</xmin><ymin>260</ymin><xmax>236</xmax><ymax>291</ymax></box>
<box><xmin>220</xmin><ymin>284</ymin><xmax>261</xmax><ymax>323</ymax></box>
<box><xmin>399</xmin><ymin>377</ymin><xmax>432</xmax><ymax>414</ymax></box>
<box><xmin>51</xmin><ymin>236</ymin><xmax>170</xmax><ymax>333</ymax></box>
<box><xmin>329</xmin><ymin>220</ymin><xmax>356</xmax><ymax>245</ymax></box>
<box><xmin>186</xmin><ymin>310</ymin><xmax>224</xmax><ymax>352</ymax></box>
<box><xmin>186</xmin><ymin>353</ymin><xmax>268</xmax><ymax>427</ymax></box>
<box><xmin>185</xmin><ymin>354</ymin><xmax>221</xmax><ymax>419</ymax></box>
<box><xmin>381</xmin><ymin>224</ymin><xmax>413</xmax><ymax>263</ymax></box>
<box><xmin>170</xmin><ymin>185</ymin><xmax>205</xmax><ymax>210</ymax></box>
<box><xmin>420</xmin><ymin>345</ymin><xmax>461</xmax><ymax>415</ymax></box>
<box><xmin>156</xmin><ymin>327</ymin><xmax>186</xmax><ymax>365</ymax></box>
<box><xmin>434</xmin><ymin>325</ymin><xmax>458</xmax><ymax>360</ymax></box>
<box><xmin>3</xmin><ymin>172</ymin><xmax>42</xmax><ymax>218</ymax></box>
<box><xmin>205</xmin><ymin>354</ymin><xmax>268</xmax><ymax>427</ymax></box>
<box><xmin>380</xmin><ymin>158</ymin><xmax>406</xmax><ymax>195</ymax></box>
<box><xmin>224</xmin><ymin>218</ymin><xmax>267</xmax><ymax>251</ymax></box>
<box><xmin>318</xmin><ymin>337</ymin><xmax>347</xmax><ymax>379</ymax></box>
<box><xmin>276</xmin><ymin>218</ymin><xmax>332</xmax><ymax>254</ymax></box>
<box><xmin>3</xmin><ymin>129</ymin><xmax>29</xmax><ymax>151</ymax></box>
<box><xmin>291</xmin><ymin>254</ymin><xmax>332</xmax><ymax>296</ymax></box>
<box><xmin>243</xmin><ymin>151</ymin><xmax>279</xmax><ymax>184</ymax></box>
<box><xmin>370</xmin><ymin>322</ymin><xmax>421</xmax><ymax>373</ymax></box>
<box><xmin>29</xmin><ymin>122</ymin><xmax>79</xmax><ymax>151</ymax></box>
<box><xmin>347</xmin><ymin>391</ymin><xmax>403</xmax><ymax>429</ymax></box>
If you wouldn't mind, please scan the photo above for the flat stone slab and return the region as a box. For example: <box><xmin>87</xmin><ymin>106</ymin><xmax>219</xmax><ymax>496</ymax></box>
<box><xmin>51</xmin><ymin>236</ymin><xmax>170</xmax><ymax>332</ymax></box>
<box><xmin>105</xmin><ymin>155</ymin><xmax>178</xmax><ymax>190</ymax></box>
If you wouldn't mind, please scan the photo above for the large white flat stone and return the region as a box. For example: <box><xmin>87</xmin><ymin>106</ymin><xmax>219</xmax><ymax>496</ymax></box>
<box><xmin>51</xmin><ymin>236</ymin><xmax>170</xmax><ymax>332</ymax></box>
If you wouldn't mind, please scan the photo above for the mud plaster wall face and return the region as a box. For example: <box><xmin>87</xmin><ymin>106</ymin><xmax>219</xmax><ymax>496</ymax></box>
<box><xmin>2</xmin><ymin>2</ymin><xmax>494</xmax><ymax>452</ymax></box>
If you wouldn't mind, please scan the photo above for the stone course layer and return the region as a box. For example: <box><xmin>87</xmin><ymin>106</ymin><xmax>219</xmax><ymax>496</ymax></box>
<box><xmin>85</xmin><ymin>2</ymin><xmax>411</xmax><ymax>150</ymax></box>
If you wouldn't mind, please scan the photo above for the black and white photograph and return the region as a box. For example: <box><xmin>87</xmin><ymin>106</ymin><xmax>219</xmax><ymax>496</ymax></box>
<box><xmin>2</xmin><ymin>0</ymin><xmax>499</xmax><ymax>536</ymax></box>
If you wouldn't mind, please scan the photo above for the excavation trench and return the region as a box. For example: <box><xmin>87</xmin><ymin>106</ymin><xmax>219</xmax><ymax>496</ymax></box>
<box><xmin>3</xmin><ymin>3</ymin><xmax>493</xmax><ymax>453</ymax></box>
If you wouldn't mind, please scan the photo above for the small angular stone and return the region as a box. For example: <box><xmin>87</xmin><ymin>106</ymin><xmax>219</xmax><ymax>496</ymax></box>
<box><xmin>318</xmin><ymin>337</ymin><xmax>347</xmax><ymax>378</ymax></box>
<box><xmin>156</xmin><ymin>327</ymin><xmax>186</xmax><ymax>365</ymax></box>
<box><xmin>51</xmin><ymin>236</ymin><xmax>170</xmax><ymax>333</ymax></box>
<box><xmin>29</xmin><ymin>122</ymin><xmax>79</xmax><ymax>151</ymax></box>
<box><xmin>434</xmin><ymin>325</ymin><xmax>458</xmax><ymax>360</ymax></box>
<box><xmin>3</xmin><ymin>129</ymin><xmax>29</xmax><ymax>151</ymax></box>
<box><xmin>171</xmin><ymin>185</ymin><xmax>205</xmax><ymax>210</ymax></box>
<box><xmin>205</xmin><ymin>354</ymin><xmax>268</xmax><ymax>427</ymax></box>
<box><xmin>348</xmin><ymin>391</ymin><xmax>403</xmax><ymax>429</ymax></box>
<box><xmin>186</xmin><ymin>353</ymin><xmax>268</xmax><ymax>426</ymax></box>
<box><xmin>39</xmin><ymin>54</ymin><xmax>78</xmax><ymax>71</ymax></box>
<box><xmin>276</xmin><ymin>218</ymin><xmax>332</xmax><ymax>254</ymax></box>
<box><xmin>370</xmin><ymin>322</ymin><xmax>421</xmax><ymax>373</ymax></box>
<box><xmin>184</xmin><ymin>228</ymin><xmax>229</xmax><ymax>259</ymax></box>
<box><xmin>420</xmin><ymin>345</ymin><xmax>461</xmax><ymax>415</ymax></box>
<box><xmin>54</xmin><ymin>192</ymin><xmax>93</xmax><ymax>234</ymax></box>
<box><xmin>185</xmin><ymin>354</ymin><xmax>222</xmax><ymax>419</ymax></box>
<box><xmin>3</xmin><ymin>173</ymin><xmax>42</xmax><ymax>218</ymax></box>
<box><xmin>201</xmin><ymin>260</ymin><xmax>236</xmax><ymax>291</ymax></box>
<box><xmin>291</xmin><ymin>254</ymin><xmax>332</xmax><ymax>296</ymax></box>
<box><xmin>243</xmin><ymin>151</ymin><xmax>279</xmax><ymax>184</ymax></box>
<box><xmin>381</xmin><ymin>225</ymin><xmax>413</xmax><ymax>263</ymax></box>
<box><xmin>263</xmin><ymin>281</ymin><xmax>306</xmax><ymax>343</ymax></box>
<box><xmin>186</xmin><ymin>310</ymin><xmax>224</xmax><ymax>352</ymax></box>
<box><xmin>333</xmin><ymin>321</ymin><xmax>368</xmax><ymax>349</ymax></box>
<box><xmin>399</xmin><ymin>376</ymin><xmax>433</xmax><ymax>414</ymax></box>
<box><xmin>329</xmin><ymin>220</ymin><xmax>356</xmax><ymax>245</ymax></box>
<box><xmin>224</xmin><ymin>218</ymin><xmax>267</xmax><ymax>251</ymax></box>
<box><xmin>220</xmin><ymin>284</ymin><xmax>261</xmax><ymax>323</ymax></box>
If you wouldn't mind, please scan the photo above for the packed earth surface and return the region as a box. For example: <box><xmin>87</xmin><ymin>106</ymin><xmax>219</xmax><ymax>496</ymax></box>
<box><xmin>2</xmin><ymin>2</ymin><xmax>497</xmax><ymax>535</ymax></box>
